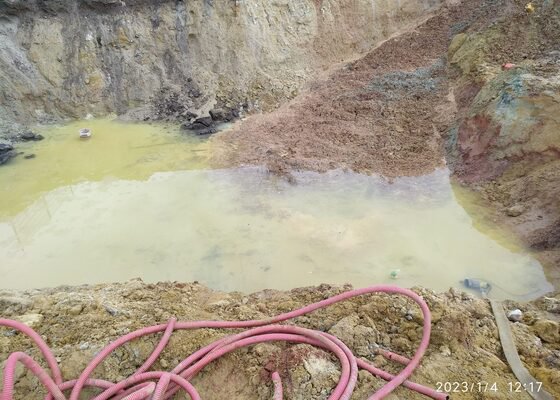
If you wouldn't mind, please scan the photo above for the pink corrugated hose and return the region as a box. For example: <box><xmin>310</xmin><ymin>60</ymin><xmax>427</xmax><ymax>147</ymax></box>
<box><xmin>0</xmin><ymin>285</ymin><xmax>448</xmax><ymax>400</ymax></box>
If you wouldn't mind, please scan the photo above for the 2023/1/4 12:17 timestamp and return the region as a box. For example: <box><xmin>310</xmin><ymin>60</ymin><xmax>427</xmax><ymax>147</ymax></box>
<box><xmin>436</xmin><ymin>381</ymin><xmax>544</xmax><ymax>394</ymax></box>
<box><xmin>509</xmin><ymin>382</ymin><xmax>544</xmax><ymax>393</ymax></box>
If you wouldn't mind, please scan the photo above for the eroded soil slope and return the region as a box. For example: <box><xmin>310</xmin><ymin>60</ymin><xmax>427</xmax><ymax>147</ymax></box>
<box><xmin>1</xmin><ymin>280</ymin><xmax>560</xmax><ymax>399</ymax></box>
<box><xmin>214</xmin><ymin>0</ymin><xmax>502</xmax><ymax>177</ymax></box>
<box><xmin>0</xmin><ymin>0</ymin><xmax>442</xmax><ymax>137</ymax></box>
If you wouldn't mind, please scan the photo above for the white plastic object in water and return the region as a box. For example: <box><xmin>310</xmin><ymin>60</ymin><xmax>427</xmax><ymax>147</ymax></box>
<box><xmin>79</xmin><ymin>128</ymin><xmax>92</xmax><ymax>139</ymax></box>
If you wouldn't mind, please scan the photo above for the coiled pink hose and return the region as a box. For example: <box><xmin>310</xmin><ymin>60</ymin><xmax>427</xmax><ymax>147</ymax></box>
<box><xmin>0</xmin><ymin>285</ymin><xmax>448</xmax><ymax>400</ymax></box>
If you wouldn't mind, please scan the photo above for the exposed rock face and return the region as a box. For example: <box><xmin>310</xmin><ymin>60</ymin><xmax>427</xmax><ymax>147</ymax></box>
<box><xmin>449</xmin><ymin>59</ymin><xmax>560</xmax><ymax>185</ymax></box>
<box><xmin>0</xmin><ymin>0</ymin><xmax>442</xmax><ymax>134</ymax></box>
<box><xmin>0</xmin><ymin>140</ymin><xmax>16</xmax><ymax>164</ymax></box>
<box><xmin>446</xmin><ymin>0</ymin><xmax>560</xmax><ymax>286</ymax></box>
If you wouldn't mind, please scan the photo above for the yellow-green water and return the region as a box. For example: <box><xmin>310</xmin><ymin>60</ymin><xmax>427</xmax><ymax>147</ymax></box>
<box><xmin>0</xmin><ymin>120</ymin><xmax>553</xmax><ymax>300</ymax></box>
<box><xmin>0</xmin><ymin>118</ymin><xmax>210</xmax><ymax>218</ymax></box>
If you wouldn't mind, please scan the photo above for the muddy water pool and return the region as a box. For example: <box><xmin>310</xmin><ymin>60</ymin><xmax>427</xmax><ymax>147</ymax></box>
<box><xmin>0</xmin><ymin>120</ymin><xmax>553</xmax><ymax>300</ymax></box>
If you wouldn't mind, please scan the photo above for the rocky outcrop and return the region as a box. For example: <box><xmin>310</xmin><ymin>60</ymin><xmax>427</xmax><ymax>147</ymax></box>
<box><xmin>446</xmin><ymin>0</ymin><xmax>560</xmax><ymax>285</ymax></box>
<box><xmin>449</xmin><ymin>58</ymin><xmax>560</xmax><ymax>185</ymax></box>
<box><xmin>0</xmin><ymin>140</ymin><xmax>15</xmax><ymax>165</ymax></box>
<box><xmin>0</xmin><ymin>0</ymin><xmax>443</xmax><ymax>135</ymax></box>
<box><xmin>182</xmin><ymin>107</ymin><xmax>239</xmax><ymax>135</ymax></box>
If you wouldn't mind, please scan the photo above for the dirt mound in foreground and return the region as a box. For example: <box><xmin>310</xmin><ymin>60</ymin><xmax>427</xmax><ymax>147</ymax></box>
<box><xmin>1</xmin><ymin>280</ymin><xmax>559</xmax><ymax>399</ymax></box>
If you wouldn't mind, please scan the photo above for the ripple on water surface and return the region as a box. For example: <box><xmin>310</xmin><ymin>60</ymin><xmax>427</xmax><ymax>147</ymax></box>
<box><xmin>0</xmin><ymin>120</ymin><xmax>553</xmax><ymax>300</ymax></box>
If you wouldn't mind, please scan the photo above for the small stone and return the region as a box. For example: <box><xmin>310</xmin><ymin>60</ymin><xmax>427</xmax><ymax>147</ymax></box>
<box><xmin>533</xmin><ymin>319</ymin><xmax>560</xmax><ymax>344</ymax></box>
<box><xmin>506</xmin><ymin>204</ymin><xmax>525</xmax><ymax>217</ymax></box>
<box><xmin>15</xmin><ymin>313</ymin><xmax>44</xmax><ymax>328</ymax></box>
<box><xmin>209</xmin><ymin>108</ymin><xmax>235</xmax><ymax>122</ymax></box>
<box><xmin>79</xmin><ymin>342</ymin><xmax>90</xmax><ymax>350</ymax></box>
<box><xmin>440</xmin><ymin>345</ymin><xmax>452</xmax><ymax>356</ymax></box>
<box><xmin>21</xmin><ymin>131</ymin><xmax>36</xmax><ymax>141</ymax></box>
<box><xmin>507</xmin><ymin>309</ymin><xmax>523</xmax><ymax>322</ymax></box>
<box><xmin>20</xmin><ymin>132</ymin><xmax>43</xmax><ymax>141</ymax></box>
<box><xmin>405</xmin><ymin>309</ymin><xmax>423</xmax><ymax>324</ymax></box>
<box><xmin>0</xmin><ymin>142</ymin><xmax>14</xmax><ymax>153</ymax></box>
<box><xmin>182</xmin><ymin>116</ymin><xmax>218</xmax><ymax>135</ymax></box>
<box><xmin>69</xmin><ymin>304</ymin><xmax>83</xmax><ymax>315</ymax></box>
<box><xmin>104</xmin><ymin>304</ymin><xmax>119</xmax><ymax>316</ymax></box>
<box><xmin>543</xmin><ymin>297</ymin><xmax>560</xmax><ymax>314</ymax></box>
<box><xmin>24</xmin><ymin>154</ymin><xmax>36</xmax><ymax>159</ymax></box>
<box><xmin>0</xmin><ymin>150</ymin><xmax>16</xmax><ymax>165</ymax></box>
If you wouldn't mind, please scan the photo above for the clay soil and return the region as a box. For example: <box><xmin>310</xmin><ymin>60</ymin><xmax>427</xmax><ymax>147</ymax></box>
<box><xmin>1</xmin><ymin>281</ymin><xmax>560</xmax><ymax>399</ymax></box>
<box><xmin>214</xmin><ymin>0</ymin><xmax>501</xmax><ymax>178</ymax></box>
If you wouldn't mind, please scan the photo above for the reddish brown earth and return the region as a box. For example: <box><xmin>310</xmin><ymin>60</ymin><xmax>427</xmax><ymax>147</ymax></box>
<box><xmin>446</xmin><ymin>0</ymin><xmax>560</xmax><ymax>288</ymax></box>
<box><xmin>214</xmin><ymin>0</ymin><xmax>504</xmax><ymax>178</ymax></box>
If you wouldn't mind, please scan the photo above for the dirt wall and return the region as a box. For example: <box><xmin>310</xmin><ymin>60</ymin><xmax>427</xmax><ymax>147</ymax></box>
<box><xmin>446</xmin><ymin>0</ymin><xmax>560</xmax><ymax>287</ymax></box>
<box><xmin>0</xmin><ymin>0</ymin><xmax>442</xmax><ymax>137</ymax></box>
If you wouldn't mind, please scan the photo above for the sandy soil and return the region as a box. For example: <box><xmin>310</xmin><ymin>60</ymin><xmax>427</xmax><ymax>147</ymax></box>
<box><xmin>1</xmin><ymin>280</ymin><xmax>559</xmax><ymax>399</ymax></box>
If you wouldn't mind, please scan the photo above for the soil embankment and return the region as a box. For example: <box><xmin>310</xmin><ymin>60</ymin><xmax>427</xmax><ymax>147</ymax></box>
<box><xmin>1</xmin><ymin>280</ymin><xmax>560</xmax><ymax>399</ymax></box>
<box><xmin>0</xmin><ymin>0</ymin><xmax>442</xmax><ymax>138</ymax></box>
<box><xmin>212</xmin><ymin>0</ymin><xmax>499</xmax><ymax>176</ymax></box>
<box><xmin>447</xmin><ymin>0</ymin><xmax>560</xmax><ymax>289</ymax></box>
